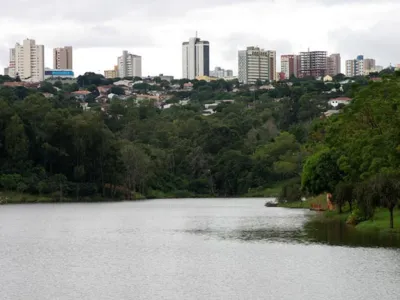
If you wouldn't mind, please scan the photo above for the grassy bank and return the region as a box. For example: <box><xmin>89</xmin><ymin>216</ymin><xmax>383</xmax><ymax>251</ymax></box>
<box><xmin>277</xmin><ymin>193</ymin><xmax>400</xmax><ymax>233</ymax></box>
<box><xmin>277</xmin><ymin>194</ymin><xmax>326</xmax><ymax>208</ymax></box>
<box><xmin>0</xmin><ymin>192</ymin><xmax>53</xmax><ymax>204</ymax></box>
<box><xmin>0</xmin><ymin>191</ymin><xmax>144</xmax><ymax>204</ymax></box>
<box><xmin>355</xmin><ymin>209</ymin><xmax>400</xmax><ymax>233</ymax></box>
<box><xmin>0</xmin><ymin>190</ymin><xmax>215</xmax><ymax>204</ymax></box>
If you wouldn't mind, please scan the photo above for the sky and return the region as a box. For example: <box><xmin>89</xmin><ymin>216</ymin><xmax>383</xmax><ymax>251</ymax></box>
<box><xmin>0</xmin><ymin>0</ymin><xmax>399</xmax><ymax>78</ymax></box>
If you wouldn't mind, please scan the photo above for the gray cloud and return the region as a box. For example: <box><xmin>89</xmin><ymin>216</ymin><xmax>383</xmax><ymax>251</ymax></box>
<box><xmin>328</xmin><ymin>20</ymin><xmax>400</xmax><ymax>67</ymax></box>
<box><xmin>0</xmin><ymin>0</ymin><xmax>264</xmax><ymax>23</ymax></box>
<box><xmin>299</xmin><ymin>0</ymin><xmax>397</xmax><ymax>5</ymax></box>
<box><xmin>1</xmin><ymin>25</ymin><xmax>155</xmax><ymax>50</ymax></box>
<box><xmin>218</xmin><ymin>33</ymin><xmax>293</xmax><ymax>62</ymax></box>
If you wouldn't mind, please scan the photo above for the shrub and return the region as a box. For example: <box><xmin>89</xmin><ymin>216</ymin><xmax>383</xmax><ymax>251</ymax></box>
<box><xmin>278</xmin><ymin>183</ymin><xmax>302</xmax><ymax>203</ymax></box>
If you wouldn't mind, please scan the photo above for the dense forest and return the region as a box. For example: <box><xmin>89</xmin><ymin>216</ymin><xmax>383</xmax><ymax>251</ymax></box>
<box><xmin>1</xmin><ymin>69</ymin><xmax>399</xmax><ymax>228</ymax></box>
<box><xmin>0</xmin><ymin>72</ymin><xmax>348</xmax><ymax>200</ymax></box>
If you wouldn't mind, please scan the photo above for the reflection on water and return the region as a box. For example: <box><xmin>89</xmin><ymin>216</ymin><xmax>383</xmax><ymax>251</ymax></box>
<box><xmin>1</xmin><ymin>199</ymin><xmax>400</xmax><ymax>300</ymax></box>
<box><xmin>185</xmin><ymin>209</ymin><xmax>400</xmax><ymax>248</ymax></box>
<box><xmin>303</xmin><ymin>218</ymin><xmax>400</xmax><ymax>248</ymax></box>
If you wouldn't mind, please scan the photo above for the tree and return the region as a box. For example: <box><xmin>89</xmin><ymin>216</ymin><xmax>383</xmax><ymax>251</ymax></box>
<box><xmin>302</xmin><ymin>148</ymin><xmax>343</xmax><ymax>196</ymax></box>
<box><xmin>110</xmin><ymin>86</ymin><xmax>125</xmax><ymax>95</ymax></box>
<box><xmin>5</xmin><ymin>114</ymin><xmax>28</xmax><ymax>163</ymax></box>
<box><xmin>369</xmin><ymin>173</ymin><xmax>400</xmax><ymax>229</ymax></box>
<box><xmin>333</xmin><ymin>73</ymin><xmax>346</xmax><ymax>82</ymax></box>
<box><xmin>121</xmin><ymin>143</ymin><xmax>152</xmax><ymax>196</ymax></box>
<box><xmin>333</xmin><ymin>182</ymin><xmax>354</xmax><ymax>213</ymax></box>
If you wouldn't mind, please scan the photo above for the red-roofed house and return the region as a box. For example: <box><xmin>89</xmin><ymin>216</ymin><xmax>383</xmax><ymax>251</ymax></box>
<box><xmin>71</xmin><ymin>90</ymin><xmax>92</xmax><ymax>100</ymax></box>
<box><xmin>328</xmin><ymin>97</ymin><xmax>352</xmax><ymax>107</ymax></box>
<box><xmin>3</xmin><ymin>81</ymin><xmax>40</xmax><ymax>88</ymax></box>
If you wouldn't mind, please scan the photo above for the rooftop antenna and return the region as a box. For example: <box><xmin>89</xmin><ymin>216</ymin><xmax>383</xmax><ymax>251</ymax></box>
<box><xmin>195</xmin><ymin>31</ymin><xmax>198</xmax><ymax>38</ymax></box>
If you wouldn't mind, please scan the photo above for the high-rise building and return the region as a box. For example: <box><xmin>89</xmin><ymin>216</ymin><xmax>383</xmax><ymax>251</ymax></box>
<box><xmin>238</xmin><ymin>46</ymin><xmax>276</xmax><ymax>84</ymax></box>
<box><xmin>117</xmin><ymin>50</ymin><xmax>142</xmax><ymax>78</ymax></box>
<box><xmin>327</xmin><ymin>53</ymin><xmax>341</xmax><ymax>76</ymax></box>
<box><xmin>345</xmin><ymin>55</ymin><xmax>376</xmax><ymax>77</ymax></box>
<box><xmin>12</xmin><ymin>38</ymin><xmax>45</xmax><ymax>82</ymax></box>
<box><xmin>281</xmin><ymin>54</ymin><xmax>300</xmax><ymax>79</ymax></box>
<box><xmin>210</xmin><ymin>66</ymin><xmax>233</xmax><ymax>78</ymax></box>
<box><xmin>363</xmin><ymin>58</ymin><xmax>376</xmax><ymax>74</ymax></box>
<box><xmin>299</xmin><ymin>50</ymin><xmax>327</xmax><ymax>78</ymax></box>
<box><xmin>182</xmin><ymin>37</ymin><xmax>210</xmax><ymax>79</ymax></box>
<box><xmin>53</xmin><ymin>46</ymin><xmax>73</xmax><ymax>70</ymax></box>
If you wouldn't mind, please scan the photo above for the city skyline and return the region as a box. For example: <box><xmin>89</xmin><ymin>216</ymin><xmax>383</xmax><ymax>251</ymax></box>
<box><xmin>1</xmin><ymin>37</ymin><xmax>385</xmax><ymax>81</ymax></box>
<box><xmin>0</xmin><ymin>1</ymin><xmax>399</xmax><ymax>78</ymax></box>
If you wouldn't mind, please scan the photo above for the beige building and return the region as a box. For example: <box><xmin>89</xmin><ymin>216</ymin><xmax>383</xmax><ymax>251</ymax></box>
<box><xmin>53</xmin><ymin>46</ymin><xmax>73</xmax><ymax>69</ymax></box>
<box><xmin>104</xmin><ymin>65</ymin><xmax>119</xmax><ymax>79</ymax></box>
<box><xmin>363</xmin><ymin>58</ymin><xmax>376</xmax><ymax>74</ymax></box>
<box><xmin>13</xmin><ymin>39</ymin><xmax>45</xmax><ymax>82</ymax></box>
<box><xmin>327</xmin><ymin>53</ymin><xmax>341</xmax><ymax>76</ymax></box>
<box><xmin>238</xmin><ymin>46</ymin><xmax>276</xmax><ymax>84</ymax></box>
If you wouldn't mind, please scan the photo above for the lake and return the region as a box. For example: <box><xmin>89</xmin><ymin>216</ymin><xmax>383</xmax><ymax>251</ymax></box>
<box><xmin>1</xmin><ymin>198</ymin><xmax>399</xmax><ymax>300</ymax></box>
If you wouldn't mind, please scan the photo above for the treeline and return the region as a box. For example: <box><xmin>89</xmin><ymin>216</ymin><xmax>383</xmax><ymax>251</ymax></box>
<box><xmin>0</xmin><ymin>72</ymin><xmax>349</xmax><ymax>201</ymax></box>
<box><xmin>301</xmin><ymin>71</ymin><xmax>400</xmax><ymax>228</ymax></box>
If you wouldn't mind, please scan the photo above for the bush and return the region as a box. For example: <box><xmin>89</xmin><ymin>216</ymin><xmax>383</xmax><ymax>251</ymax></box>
<box><xmin>278</xmin><ymin>183</ymin><xmax>302</xmax><ymax>203</ymax></box>
<box><xmin>346</xmin><ymin>207</ymin><xmax>369</xmax><ymax>225</ymax></box>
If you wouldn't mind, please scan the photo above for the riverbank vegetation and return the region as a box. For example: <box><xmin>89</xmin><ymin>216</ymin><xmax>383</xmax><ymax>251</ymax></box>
<box><xmin>300</xmin><ymin>71</ymin><xmax>400</xmax><ymax>230</ymax></box>
<box><xmin>1</xmin><ymin>67</ymin><xmax>399</xmax><ymax>234</ymax></box>
<box><xmin>1</xmin><ymin>72</ymin><xmax>351</xmax><ymax>202</ymax></box>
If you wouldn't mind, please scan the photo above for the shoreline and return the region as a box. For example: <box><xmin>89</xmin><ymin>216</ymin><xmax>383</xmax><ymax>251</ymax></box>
<box><xmin>277</xmin><ymin>199</ymin><xmax>400</xmax><ymax>234</ymax></box>
<box><xmin>0</xmin><ymin>191</ymin><xmax>278</xmax><ymax>205</ymax></box>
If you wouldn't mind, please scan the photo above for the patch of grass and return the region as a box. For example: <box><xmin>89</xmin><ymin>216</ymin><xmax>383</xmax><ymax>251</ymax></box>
<box><xmin>355</xmin><ymin>208</ymin><xmax>400</xmax><ymax>233</ymax></box>
<box><xmin>0</xmin><ymin>191</ymin><xmax>53</xmax><ymax>204</ymax></box>
<box><xmin>278</xmin><ymin>194</ymin><xmax>326</xmax><ymax>209</ymax></box>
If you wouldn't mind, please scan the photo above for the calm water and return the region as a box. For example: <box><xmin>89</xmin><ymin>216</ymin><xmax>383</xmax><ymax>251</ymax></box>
<box><xmin>0</xmin><ymin>198</ymin><xmax>399</xmax><ymax>300</ymax></box>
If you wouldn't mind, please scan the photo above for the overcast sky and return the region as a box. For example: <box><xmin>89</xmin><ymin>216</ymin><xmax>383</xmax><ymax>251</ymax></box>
<box><xmin>0</xmin><ymin>0</ymin><xmax>399</xmax><ymax>78</ymax></box>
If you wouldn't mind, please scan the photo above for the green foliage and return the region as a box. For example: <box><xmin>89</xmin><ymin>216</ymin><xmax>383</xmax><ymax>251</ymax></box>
<box><xmin>303</xmin><ymin>73</ymin><xmax>400</xmax><ymax>228</ymax></box>
<box><xmin>278</xmin><ymin>182</ymin><xmax>302</xmax><ymax>203</ymax></box>
<box><xmin>0</xmin><ymin>72</ymin><xmax>355</xmax><ymax>201</ymax></box>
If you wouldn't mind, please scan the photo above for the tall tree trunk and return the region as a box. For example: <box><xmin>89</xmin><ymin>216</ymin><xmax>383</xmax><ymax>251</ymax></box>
<box><xmin>389</xmin><ymin>207</ymin><xmax>394</xmax><ymax>229</ymax></box>
<box><xmin>76</xmin><ymin>183</ymin><xmax>80</xmax><ymax>202</ymax></box>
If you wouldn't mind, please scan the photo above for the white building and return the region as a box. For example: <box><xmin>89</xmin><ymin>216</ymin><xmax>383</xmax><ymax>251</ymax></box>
<box><xmin>4</xmin><ymin>49</ymin><xmax>16</xmax><ymax>77</ymax></box>
<box><xmin>238</xmin><ymin>46</ymin><xmax>276</xmax><ymax>84</ymax></box>
<box><xmin>210</xmin><ymin>67</ymin><xmax>233</xmax><ymax>78</ymax></box>
<box><xmin>328</xmin><ymin>97</ymin><xmax>352</xmax><ymax>107</ymax></box>
<box><xmin>118</xmin><ymin>50</ymin><xmax>142</xmax><ymax>78</ymax></box>
<box><xmin>182</xmin><ymin>37</ymin><xmax>210</xmax><ymax>79</ymax></box>
<box><xmin>12</xmin><ymin>39</ymin><xmax>44</xmax><ymax>82</ymax></box>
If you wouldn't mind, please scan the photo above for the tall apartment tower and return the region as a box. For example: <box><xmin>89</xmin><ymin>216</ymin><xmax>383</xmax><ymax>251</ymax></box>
<box><xmin>281</xmin><ymin>54</ymin><xmax>300</xmax><ymax>79</ymax></box>
<box><xmin>363</xmin><ymin>58</ymin><xmax>376</xmax><ymax>73</ymax></box>
<box><xmin>13</xmin><ymin>38</ymin><xmax>45</xmax><ymax>82</ymax></box>
<box><xmin>327</xmin><ymin>53</ymin><xmax>341</xmax><ymax>76</ymax></box>
<box><xmin>299</xmin><ymin>50</ymin><xmax>327</xmax><ymax>78</ymax></box>
<box><xmin>346</xmin><ymin>55</ymin><xmax>375</xmax><ymax>77</ymax></box>
<box><xmin>4</xmin><ymin>49</ymin><xmax>16</xmax><ymax>77</ymax></box>
<box><xmin>117</xmin><ymin>50</ymin><xmax>142</xmax><ymax>78</ymax></box>
<box><xmin>182</xmin><ymin>37</ymin><xmax>210</xmax><ymax>79</ymax></box>
<box><xmin>53</xmin><ymin>46</ymin><xmax>73</xmax><ymax>69</ymax></box>
<box><xmin>238</xmin><ymin>46</ymin><xmax>276</xmax><ymax>84</ymax></box>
